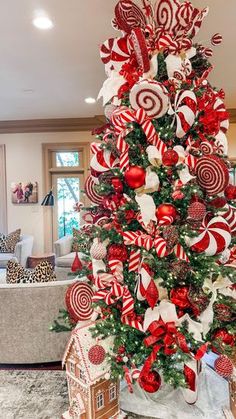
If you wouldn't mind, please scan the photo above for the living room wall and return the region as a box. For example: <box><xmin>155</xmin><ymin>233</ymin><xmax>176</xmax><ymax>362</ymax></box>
<box><xmin>0</xmin><ymin>124</ymin><xmax>236</xmax><ymax>254</ymax></box>
<box><xmin>0</xmin><ymin>131</ymin><xmax>92</xmax><ymax>253</ymax></box>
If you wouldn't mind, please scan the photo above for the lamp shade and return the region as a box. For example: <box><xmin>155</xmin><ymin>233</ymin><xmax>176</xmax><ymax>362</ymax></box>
<box><xmin>41</xmin><ymin>190</ymin><xmax>54</xmax><ymax>206</ymax></box>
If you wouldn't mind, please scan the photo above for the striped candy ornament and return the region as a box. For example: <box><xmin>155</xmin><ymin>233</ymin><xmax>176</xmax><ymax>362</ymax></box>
<box><xmin>100</xmin><ymin>36</ymin><xmax>131</xmax><ymax>74</ymax></box>
<box><xmin>90</xmin><ymin>149</ymin><xmax>119</xmax><ymax>175</ymax></box>
<box><xmin>154</xmin><ymin>0</ymin><xmax>179</xmax><ymax>35</ymax></box>
<box><xmin>122</xmin><ymin>230</ymin><xmax>153</xmax><ymax>251</ymax></box>
<box><xmin>130</xmin><ymin>80</ymin><xmax>169</xmax><ymax>119</ymax></box>
<box><xmin>174</xmin><ymin>243</ymin><xmax>190</xmax><ymax>263</ymax></box>
<box><xmin>170</xmin><ymin>90</ymin><xmax>197</xmax><ymax>138</ymax></box>
<box><xmin>158</xmin><ymin>215</ymin><xmax>174</xmax><ymax>226</ymax></box>
<box><xmin>202</xmin><ymin>47</ymin><xmax>213</xmax><ymax>58</ymax></box>
<box><xmin>114</xmin><ymin>0</ymin><xmax>147</xmax><ymax>34</ymax></box>
<box><xmin>213</xmin><ymin>98</ymin><xmax>229</xmax><ymax>134</ymax></box>
<box><xmin>189</xmin><ymin>215</ymin><xmax>231</xmax><ymax>256</ymax></box>
<box><xmin>129</xmin><ymin>249</ymin><xmax>141</xmax><ymax>272</ymax></box>
<box><xmin>108</xmin><ymin>259</ymin><xmax>123</xmax><ymax>283</ymax></box>
<box><xmin>186</xmin><ymin>7</ymin><xmax>209</xmax><ymax>38</ymax></box>
<box><xmin>65</xmin><ymin>282</ymin><xmax>94</xmax><ymax>322</ymax></box>
<box><xmin>154</xmin><ymin>236</ymin><xmax>169</xmax><ymax>257</ymax></box>
<box><xmin>195</xmin><ymin>155</ymin><xmax>229</xmax><ymax>195</ymax></box>
<box><xmin>84</xmin><ymin>176</ymin><xmax>103</xmax><ymax>205</ymax></box>
<box><xmin>220</xmin><ymin>205</ymin><xmax>236</xmax><ymax>235</ymax></box>
<box><xmin>122</xmin><ymin>315</ymin><xmax>144</xmax><ymax>332</ymax></box>
<box><xmin>211</xmin><ymin>33</ymin><xmax>223</xmax><ymax>46</ymax></box>
<box><xmin>90</xmin><ymin>142</ymin><xmax>101</xmax><ymax>155</ymax></box>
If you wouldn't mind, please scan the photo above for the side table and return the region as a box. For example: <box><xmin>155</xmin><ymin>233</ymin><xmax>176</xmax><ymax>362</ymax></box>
<box><xmin>27</xmin><ymin>253</ymin><xmax>56</xmax><ymax>269</ymax></box>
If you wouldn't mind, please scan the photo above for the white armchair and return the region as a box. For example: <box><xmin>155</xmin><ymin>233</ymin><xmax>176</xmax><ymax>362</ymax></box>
<box><xmin>54</xmin><ymin>235</ymin><xmax>75</xmax><ymax>268</ymax></box>
<box><xmin>0</xmin><ymin>235</ymin><xmax>34</xmax><ymax>268</ymax></box>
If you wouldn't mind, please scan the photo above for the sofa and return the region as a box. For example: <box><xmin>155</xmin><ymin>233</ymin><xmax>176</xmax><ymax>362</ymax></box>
<box><xmin>0</xmin><ymin>234</ymin><xmax>34</xmax><ymax>268</ymax></box>
<box><xmin>54</xmin><ymin>235</ymin><xmax>76</xmax><ymax>268</ymax></box>
<box><xmin>0</xmin><ymin>275</ymin><xmax>76</xmax><ymax>364</ymax></box>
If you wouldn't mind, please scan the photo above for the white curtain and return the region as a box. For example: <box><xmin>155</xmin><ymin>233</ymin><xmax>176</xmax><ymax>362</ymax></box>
<box><xmin>0</xmin><ymin>145</ymin><xmax>7</xmax><ymax>233</ymax></box>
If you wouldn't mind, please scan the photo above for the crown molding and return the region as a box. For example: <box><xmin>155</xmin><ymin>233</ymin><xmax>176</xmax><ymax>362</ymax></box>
<box><xmin>0</xmin><ymin>109</ymin><xmax>235</xmax><ymax>134</ymax></box>
<box><xmin>0</xmin><ymin>115</ymin><xmax>106</xmax><ymax>134</ymax></box>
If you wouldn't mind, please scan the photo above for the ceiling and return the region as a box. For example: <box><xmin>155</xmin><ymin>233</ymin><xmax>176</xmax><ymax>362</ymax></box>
<box><xmin>0</xmin><ymin>0</ymin><xmax>235</xmax><ymax>120</ymax></box>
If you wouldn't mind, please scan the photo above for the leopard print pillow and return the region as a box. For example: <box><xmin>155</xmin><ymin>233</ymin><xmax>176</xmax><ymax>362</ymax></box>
<box><xmin>6</xmin><ymin>260</ymin><xmax>56</xmax><ymax>284</ymax></box>
<box><xmin>0</xmin><ymin>229</ymin><xmax>21</xmax><ymax>253</ymax></box>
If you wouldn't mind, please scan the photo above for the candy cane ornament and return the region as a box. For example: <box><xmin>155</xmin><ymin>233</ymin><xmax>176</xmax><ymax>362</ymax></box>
<box><xmin>90</xmin><ymin>149</ymin><xmax>119</xmax><ymax>175</ymax></box>
<box><xmin>169</xmin><ymin>90</ymin><xmax>197</xmax><ymax>138</ymax></box>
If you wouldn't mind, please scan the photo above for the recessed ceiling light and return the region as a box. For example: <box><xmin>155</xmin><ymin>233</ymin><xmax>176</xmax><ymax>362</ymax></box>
<box><xmin>85</xmin><ymin>97</ymin><xmax>96</xmax><ymax>104</ymax></box>
<box><xmin>33</xmin><ymin>15</ymin><xmax>54</xmax><ymax>30</ymax></box>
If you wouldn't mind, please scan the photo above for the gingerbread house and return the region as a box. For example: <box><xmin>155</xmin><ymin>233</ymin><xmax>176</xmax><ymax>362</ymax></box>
<box><xmin>62</xmin><ymin>321</ymin><xmax>120</xmax><ymax>419</ymax></box>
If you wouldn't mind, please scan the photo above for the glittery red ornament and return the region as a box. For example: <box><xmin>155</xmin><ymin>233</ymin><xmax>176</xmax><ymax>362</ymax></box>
<box><xmin>214</xmin><ymin>303</ymin><xmax>234</xmax><ymax>322</ymax></box>
<box><xmin>139</xmin><ymin>370</ymin><xmax>161</xmax><ymax>393</ymax></box>
<box><xmin>214</xmin><ymin>355</ymin><xmax>234</xmax><ymax>378</ymax></box>
<box><xmin>170</xmin><ymin>287</ymin><xmax>191</xmax><ymax>309</ymax></box>
<box><xmin>225</xmin><ymin>184</ymin><xmax>236</xmax><ymax>200</ymax></box>
<box><xmin>111</xmin><ymin>177</ymin><xmax>123</xmax><ymax>193</ymax></box>
<box><xmin>187</xmin><ymin>202</ymin><xmax>206</xmax><ymax>221</ymax></box>
<box><xmin>210</xmin><ymin>197</ymin><xmax>227</xmax><ymax>208</ymax></box>
<box><xmin>162</xmin><ymin>149</ymin><xmax>179</xmax><ymax>166</ymax></box>
<box><xmin>170</xmin><ymin>261</ymin><xmax>190</xmax><ymax>281</ymax></box>
<box><xmin>88</xmin><ymin>345</ymin><xmax>106</xmax><ymax>365</ymax></box>
<box><xmin>162</xmin><ymin>225</ymin><xmax>179</xmax><ymax>249</ymax></box>
<box><xmin>124</xmin><ymin>166</ymin><xmax>146</xmax><ymax>189</ymax></box>
<box><xmin>107</xmin><ymin>244</ymin><xmax>128</xmax><ymax>262</ymax></box>
<box><xmin>156</xmin><ymin>203</ymin><xmax>177</xmax><ymax>220</ymax></box>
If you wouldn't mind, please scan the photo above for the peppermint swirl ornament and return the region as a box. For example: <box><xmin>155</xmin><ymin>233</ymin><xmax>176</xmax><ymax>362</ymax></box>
<box><xmin>85</xmin><ymin>176</ymin><xmax>103</xmax><ymax>205</ymax></box>
<box><xmin>155</xmin><ymin>0</ymin><xmax>179</xmax><ymax>34</ymax></box>
<box><xmin>211</xmin><ymin>33</ymin><xmax>223</xmax><ymax>46</ymax></box>
<box><xmin>188</xmin><ymin>215</ymin><xmax>231</xmax><ymax>256</ymax></box>
<box><xmin>65</xmin><ymin>282</ymin><xmax>94</xmax><ymax>322</ymax></box>
<box><xmin>90</xmin><ymin>149</ymin><xmax>119</xmax><ymax>176</ymax></box>
<box><xmin>200</xmin><ymin>141</ymin><xmax>213</xmax><ymax>155</ymax></box>
<box><xmin>130</xmin><ymin>80</ymin><xmax>169</xmax><ymax>119</ymax></box>
<box><xmin>195</xmin><ymin>155</ymin><xmax>229</xmax><ymax>195</ymax></box>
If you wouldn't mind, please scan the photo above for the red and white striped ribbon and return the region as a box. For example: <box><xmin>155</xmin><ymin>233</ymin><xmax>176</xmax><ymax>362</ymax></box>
<box><xmin>129</xmin><ymin>249</ymin><xmax>141</xmax><ymax>272</ymax></box>
<box><xmin>174</xmin><ymin>244</ymin><xmax>190</xmax><ymax>263</ymax></box>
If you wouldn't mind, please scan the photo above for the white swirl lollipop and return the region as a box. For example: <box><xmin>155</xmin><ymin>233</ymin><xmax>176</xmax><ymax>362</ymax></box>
<box><xmin>129</xmin><ymin>80</ymin><xmax>169</xmax><ymax>119</ymax></box>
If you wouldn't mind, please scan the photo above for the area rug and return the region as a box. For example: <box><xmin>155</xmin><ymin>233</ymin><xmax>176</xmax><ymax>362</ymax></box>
<box><xmin>0</xmin><ymin>370</ymin><xmax>69</xmax><ymax>418</ymax></box>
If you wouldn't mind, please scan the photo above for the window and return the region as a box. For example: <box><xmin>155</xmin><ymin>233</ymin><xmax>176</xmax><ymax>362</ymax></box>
<box><xmin>96</xmin><ymin>392</ymin><xmax>104</xmax><ymax>410</ymax></box>
<box><xmin>79</xmin><ymin>369</ymin><xmax>86</xmax><ymax>383</ymax></box>
<box><xmin>70</xmin><ymin>362</ymin><xmax>75</xmax><ymax>375</ymax></box>
<box><xmin>109</xmin><ymin>385</ymin><xmax>116</xmax><ymax>402</ymax></box>
<box><xmin>43</xmin><ymin>143</ymin><xmax>90</xmax><ymax>251</ymax></box>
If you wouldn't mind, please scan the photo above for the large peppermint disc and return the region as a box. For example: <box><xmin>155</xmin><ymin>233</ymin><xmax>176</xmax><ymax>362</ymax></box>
<box><xmin>195</xmin><ymin>155</ymin><xmax>229</xmax><ymax>195</ymax></box>
<box><xmin>130</xmin><ymin>80</ymin><xmax>169</xmax><ymax>119</ymax></box>
<box><xmin>85</xmin><ymin>176</ymin><xmax>103</xmax><ymax>205</ymax></box>
<box><xmin>65</xmin><ymin>282</ymin><xmax>94</xmax><ymax>322</ymax></box>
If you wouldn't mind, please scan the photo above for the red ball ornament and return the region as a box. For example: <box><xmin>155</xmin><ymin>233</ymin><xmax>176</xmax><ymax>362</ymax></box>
<box><xmin>124</xmin><ymin>166</ymin><xmax>146</xmax><ymax>189</ymax></box>
<box><xmin>187</xmin><ymin>202</ymin><xmax>206</xmax><ymax>221</ymax></box>
<box><xmin>139</xmin><ymin>370</ymin><xmax>161</xmax><ymax>393</ymax></box>
<box><xmin>156</xmin><ymin>203</ymin><xmax>177</xmax><ymax>220</ymax></box>
<box><xmin>118</xmin><ymin>345</ymin><xmax>126</xmax><ymax>355</ymax></box>
<box><xmin>88</xmin><ymin>345</ymin><xmax>106</xmax><ymax>365</ymax></box>
<box><xmin>162</xmin><ymin>149</ymin><xmax>179</xmax><ymax>167</ymax></box>
<box><xmin>225</xmin><ymin>184</ymin><xmax>236</xmax><ymax>200</ymax></box>
<box><xmin>107</xmin><ymin>244</ymin><xmax>128</xmax><ymax>262</ymax></box>
<box><xmin>214</xmin><ymin>355</ymin><xmax>234</xmax><ymax>378</ymax></box>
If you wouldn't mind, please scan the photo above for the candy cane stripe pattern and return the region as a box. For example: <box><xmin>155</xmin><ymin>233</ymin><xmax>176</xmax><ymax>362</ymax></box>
<box><xmin>174</xmin><ymin>244</ymin><xmax>190</xmax><ymax>263</ymax></box>
<box><xmin>154</xmin><ymin>236</ymin><xmax>169</xmax><ymax>257</ymax></box>
<box><xmin>189</xmin><ymin>216</ymin><xmax>231</xmax><ymax>256</ymax></box>
<box><xmin>213</xmin><ymin>98</ymin><xmax>229</xmax><ymax>134</ymax></box>
<box><xmin>115</xmin><ymin>0</ymin><xmax>147</xmax><ymax>34</ymax></box>
<box><xmin>211</xmin><ymin>33</ymin><xmax>223</xmax><ymax>46</ymax></box>
<box><xmin>130</xmin><ymin>80</ymin><xmax>169</xmax><ymax>119</ymax></box>
<box><xmin>220</xmin><ymin>205</ymin><xmax>236</xmax><ymax>235</ymax></box>
<box><xmin>171</xmin><ymin>90</ymin><xmax>197</xmax><ymax>138</ymax></box>
<box><xmin>90</xmin><ymin>149</ymin><xmax>119</xmax><ymax>174</ymax></box>
<box><xmin>129</xmin><ymin>249</ymin><xmax>141</xmax><ymax>272</ymax></box>
<box><xmin>195</xmin><ymin>155</ymin><xmax>229</xmax><ymax>195</ymax></box>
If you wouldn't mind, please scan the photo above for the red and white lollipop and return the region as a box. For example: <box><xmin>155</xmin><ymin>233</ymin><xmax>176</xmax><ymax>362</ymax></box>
<box><xmin>211</xmin><ymin>33</ymin><xmax>223</xmax><ymax>46</ymax></box>
<box><xmin>195</xmin><ymin>155</ymin><xmax>229</xmax><ymax>195</ymax></box>
<box><xmin>170</xmin><ymin>90</ymin><xmax>197</xmax><ymax>138</ymax></box>
<box><xmin>114</xmin><ymin>0</ymin><xmax>147</xmax><ymax>34</ymax></box>
<box><xmin>100</xmin><ymin>36</ymin><xmax>131</xmax><ymax>75</ymax></box>
<box><xmin>130</xmin><ymin>80</ymin><xmax>169</xmax><ymax>119</ymax></box>
<box><xmin>65</xmin><ymin>282</ymin><xmax>94</xmax><ymax>322</ymax></box>
<box><xmin>85</xmin><ymin>176</ymin><xmax>103</xmax><ymax>205</ymax></box>
<box><xmin>188</xmin><ymin>215</ymin><xmax>231</xmax><ymax>256</ymax></box>
<box><xmin>155</xmin><ymin>0</ymin><xmax>179</xmax><ymax>35</ymax></box>
<box><xmin>90</xmin><ymin>149</ymin><xmax>119</xmax><ymax>176</ymax></box>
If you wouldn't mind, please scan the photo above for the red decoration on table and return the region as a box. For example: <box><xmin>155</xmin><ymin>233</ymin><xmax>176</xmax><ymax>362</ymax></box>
<box><xmin>195</xmin><ymin>155</ymin><xmax>229</xmax><ymax>195</ymax></box>
<box><xmin>71</xmin><ymin>252</ymin><xmax>83</xmax><ymax>273</ymax></box>
<box><xmin>214</xmin><ymin>355</ymin><xmax>234</xmax><ymax>378</ymax></box>
<box><xmin>65</xmin><ymin>282</ymin><xmax>94</xmax><ymax>322</ymax></box>
<box><xmin>162</xmin><ymin>149</ymin><xmax>179</xmax><ymax>166</ymax></box>
<box><xmin>88</xmin><ymin>344</ymin><xmax>106</xmax><ymax>365</ymax></box>
<box><xmin>124</xmin><ymin>166</ymin><xmax>146</xmax><ymax>189</ymax></box>
<box><xmin>139</xmin><ymin>370</ymin><xmax>161</xmax><ymax>393</ymax></box>
<box><xmin>107</xmin><ymin>244</ymin><xmax>128</xmax><ymax>262</ymax></box>
<box><xmin>156</xmin><ymin>203</ymin><xmax>177</xmax><ymax>220</ymax></box>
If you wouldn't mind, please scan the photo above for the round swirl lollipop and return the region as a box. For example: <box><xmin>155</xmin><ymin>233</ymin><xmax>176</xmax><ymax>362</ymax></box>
<box><xmin>65</xmin><ymin>282</ymin><xmax>94</xmax><ymax>322</ymax></box>
<box><xmin>200</xmin><ymin>141</ymin><xmax>213</xmax><ymax>155</ymax></box>
<box><xmin>85</xmin><ymin>176</ymin><xmax>103</xmax><ymax>205</ymax></box>
<box><xmin>114</xmin><ymin>0</ymin><xmax>147</xmax><ymax>34</ymax></box>
<box><xmin>130</xmin><ymin>80</ymin><xmax>169</xmax><ymax>119</ymax></box>
<box><xmin>155</xmin><ymin>0</ymin><xmax>179</xmax><ymax>35</ymax></box>
<box><xmin>188</xmin><ymin>215</ymin><xmax>231</xmax><ymax>256</ymax></box>
<box><xmin>195</xmin><ymin>155</ymin><xmax>229</xmax><ymax>195</ymax></box>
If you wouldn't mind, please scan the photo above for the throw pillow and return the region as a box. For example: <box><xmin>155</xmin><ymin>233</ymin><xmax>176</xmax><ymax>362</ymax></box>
<box><xmin>0</xmin><ymin>229</ymin><xmax>21</xmax><ymax>253</ymax></box>
<box><xmin>6</xmin><ymin>260</ymin><xmax>56</xmax><ymax>284</ymax></box>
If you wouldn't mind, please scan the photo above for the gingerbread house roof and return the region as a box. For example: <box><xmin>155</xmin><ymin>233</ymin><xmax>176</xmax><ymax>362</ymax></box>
<box><xmin>62</xmin><ymin>320</ymin><xmax>114</xmax><ymax>384</ymax></box>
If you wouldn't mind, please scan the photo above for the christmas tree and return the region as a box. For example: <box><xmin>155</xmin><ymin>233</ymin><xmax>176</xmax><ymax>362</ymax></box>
<box><xmin>73</xmin><ymin>0</ymin><xmax>236</xmax><ymax>401</ymax></box>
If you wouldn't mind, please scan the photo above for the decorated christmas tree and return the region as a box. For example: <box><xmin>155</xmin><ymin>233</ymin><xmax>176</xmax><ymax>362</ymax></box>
<box><xmin>66</xmin><ymin>0</ymin><xmax>236</xmax><ymax>404</ymax></box>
